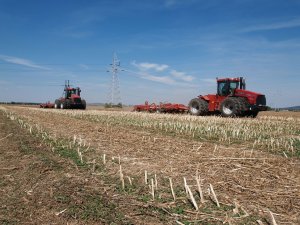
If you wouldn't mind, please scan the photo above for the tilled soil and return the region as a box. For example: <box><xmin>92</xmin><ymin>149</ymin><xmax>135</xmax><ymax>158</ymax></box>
<box><xmin>0</xmin><ymin>109</ymin><xmax>167</xmax><ymax>225</ymax></box>
<box><xmin>4</xmin><ymin>106</ymin><xmax>300</xmax><ymax>224</ymax></box>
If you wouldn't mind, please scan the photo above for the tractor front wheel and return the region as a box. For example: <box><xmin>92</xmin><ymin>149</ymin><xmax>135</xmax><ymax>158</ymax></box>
<box><xmin>188</xmin><ymin>98</ymin><xmax>208</xmax><ymax>116</ymax></box>
<box><xmin>81</xmin><ymin>100</ymin><xmax>86</xmax><ymax>110</ymax></box>
<box><xmin>220</xmin><ymin>98</ymin><xmax>241</xmax><ymax>117</ymax></box>
<box><xmin>54</xmin><ymin>100</ymin><xmax>60</xmax><ymax>109</ymax></box>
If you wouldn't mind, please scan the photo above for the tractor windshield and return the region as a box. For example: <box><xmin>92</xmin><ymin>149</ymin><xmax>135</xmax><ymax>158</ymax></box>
<box><xmin>65</xmin><ymin>89</ymin><xmax>76</xmax><ymax>98</ymax></box>
<box><xmin>218</xmin><ymin>81</ymin><xmax>239</xmax><ymax>96</ymax></box>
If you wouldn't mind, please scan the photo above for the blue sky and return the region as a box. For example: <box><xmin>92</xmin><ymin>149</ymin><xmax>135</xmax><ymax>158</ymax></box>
<box><xmin>0</xmin><ymin>0</ymin><xmax>299</xmax><ymax>107</ymax></box>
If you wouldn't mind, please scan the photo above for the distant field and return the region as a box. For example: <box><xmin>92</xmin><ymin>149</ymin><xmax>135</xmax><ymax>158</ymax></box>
<box><xmin>88</xmin><ymin>105</ymin><xmax>300</xmax><ymax>118</ymax></box>
<box><xmin>9</xmin><ymin>103</ymin><xmax>300</xmax><ymax>118</ymax></box>
<box><xmin>259</xmin><ymin>110</ymin><xmax>300</xmax><ymax>118</ymax></box>
<box><xmin>1</xmin><ymin>105</ymin><xmax>299</xmax><ymax>224</ymax></box>
<box><xmin>87</xmin><ymin>105</ymin><xmax>134</xmax><ymax>112</ymax></box>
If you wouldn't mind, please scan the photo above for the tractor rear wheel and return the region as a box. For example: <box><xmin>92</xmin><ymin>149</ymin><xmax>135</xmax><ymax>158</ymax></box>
<box><xmin>188</xmin><ymin>98</ymin><xmax>208</xmax><ymax>116</ymax></box>
<box><xmin>220</xmin><ymin>97</ymin><xmax>242</xmax><ymax>117</ymax></box>
<box><xmin>236</xmin><ymin>97</ymin><xmax>250</xmax><ymax>117</ymax></box>
<box><xmin>64</xmin><ymin>99</ymin><xmax>71</xmax><ymax>109</ymax></box>
<box><xmin>235</xmin><ymin>97</ymin><xmax>259</xmax><ymax>118</ymax></box>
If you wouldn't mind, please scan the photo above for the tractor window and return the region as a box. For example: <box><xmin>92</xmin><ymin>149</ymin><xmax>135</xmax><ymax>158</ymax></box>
<box><xmin>70</xmin><ymin>89</ymin><xmax>76</xmax><ymax>95</ymax></box>
<box><xmin>230</xmin><ymin>82</ymin><xmax>239</xmax><ymax>89</ymax></box>
<box><xmin>218</xmin><ymin>81</ymin><xmax>239</xmax><ymax>96</ymax></box>
<box><xmin>218</xmin><ymin>82</ymin><xmax>227</xmax><ymax>96</ymax></box>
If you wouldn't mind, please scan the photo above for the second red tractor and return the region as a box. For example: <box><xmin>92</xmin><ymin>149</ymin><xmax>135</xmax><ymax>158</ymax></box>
<box><xmin>54</xmin><ymin>81</ymin><xmax>86</xmax><ymax>110</ymax></box>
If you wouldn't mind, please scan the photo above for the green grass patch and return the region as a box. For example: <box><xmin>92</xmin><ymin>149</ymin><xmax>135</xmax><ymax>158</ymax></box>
<box><xmin>54</xmin><ymin>194</ymin><xmax>71</xmax><ymax>204</ymax></box>
<box><xmin>171</xmin><ymin>205</ymin><xmax>184</xmax><ymax>214</ymax></box>
<box><xmin>39</xmin><ymin>156</ymin><xmax>63</xmax><ymax>171</ymax></box>
<box><xmin>55</xmin><ymin>145</ymin><xmax>85</xmax><ymax>166</ymax></box>
<box><xmin>294</xmin><ymin>139</ymin><xmax>300</xmax><ymax>157</ymax></box>
<box><xmin>19</xmin><ymin>141</ymin><xmax>33</xmax><ymax>154</ymax></box>
<box><xmin>66</xmin><ymin>194</ymin><xmax>127</xmax><ymax>223</ymax></box>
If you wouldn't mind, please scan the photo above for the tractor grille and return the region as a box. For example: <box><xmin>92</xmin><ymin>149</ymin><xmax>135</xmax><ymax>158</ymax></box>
<box><xmin>256</xmin><ymin>95</ymin><xmax>266</xmax><ymax>106</ymax></box>
<box><xmin>74</xmin><ymin>98</ymin><xmax>82</xmax><ymax>103</ymax></box>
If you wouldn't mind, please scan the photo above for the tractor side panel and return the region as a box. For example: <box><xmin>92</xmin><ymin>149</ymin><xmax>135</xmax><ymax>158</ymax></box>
<box><xmin>234</xmin><ymin>89</ymin><xmax>262</xmax><ymax>105</ymax></box>
<box><xmin>199</xmin><ymin>95</ymin><xmax>220</xmax><ymax>111</ymax></box>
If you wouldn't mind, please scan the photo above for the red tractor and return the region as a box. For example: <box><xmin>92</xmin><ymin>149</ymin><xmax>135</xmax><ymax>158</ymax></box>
<box><xmin>188</xmin><ymin>77</ymin><xmax>267</xmax><ymax>117</ymax></box>
<box><xmin>54</xmin><ymin>81</ymin><xmax>86</xmax><ymax>110</ymax></box>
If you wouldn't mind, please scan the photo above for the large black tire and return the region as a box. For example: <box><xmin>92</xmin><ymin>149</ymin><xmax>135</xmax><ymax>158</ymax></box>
<box><xmin>245</xmin><ymin>111</ymin><xmax>259</xmax><ymax>118</ymax></box>
<box><xmin>188</xmin><ymin>98</ymin><xmax>209</xmax><ymax>116</ymax></box>
<box><xmin>236</xmin><ymin>97</ymin><xmax>250</xmax><ymax>117</ymax></box>
<box><xmin>236</xmin><ymin>97</ymin><xmax>259</xmax><ymax>118</ymax></box>
<box><xmin>54</xmin><ymin>100</ymin><xmax>60</xmax><ymax>109</ymax></box>
<box><xmin>220</xmin><ymin>97</ymin><xmax>242</xmax><ymax>117</ymax></box>
<box><xmin>65</xmin><ymin>99</ymin><xmax>71</xmax><ymax>109</ymax></box>
<box><xmin>250</xmin><ymin>111</ymin><xmax>259</xmax><ymax>118</ymax></box>
<box><xmin>60</xmin><ymin>101</ymin><xmax>66</xmax><ymax>109</ymax></box>
<box><xmin>81</xmin><ymin>99</ymin><xmax>86</xmax><ymax>110</ymax></box>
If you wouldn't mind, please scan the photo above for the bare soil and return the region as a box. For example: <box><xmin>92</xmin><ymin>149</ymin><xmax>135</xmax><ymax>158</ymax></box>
<box><xmin>2</xmin><ymin>106</ymin><xmax>300</xmax><ymax>224</ymax></box>
<box><xmin>0</xmin><ymin>110</ymin><xmax>166</xmax><ymax>225</ymax></box>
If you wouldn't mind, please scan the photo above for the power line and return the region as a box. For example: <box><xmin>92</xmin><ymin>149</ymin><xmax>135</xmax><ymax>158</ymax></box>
<box><xmin>0</xmin><ymin>69</ymin><xmax>108</xmax><ymax>72</ymax></box>
<box><xmin>0</xmin><ymin>62</ymin><xmax>109</xmax><ymax>66</ymax></box>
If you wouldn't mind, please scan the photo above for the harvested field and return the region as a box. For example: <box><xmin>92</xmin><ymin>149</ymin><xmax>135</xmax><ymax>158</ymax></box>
<box><xmin>1</xmin><ymin>105</ymin><xmax>300</xmax><ymax>224</ymax></box>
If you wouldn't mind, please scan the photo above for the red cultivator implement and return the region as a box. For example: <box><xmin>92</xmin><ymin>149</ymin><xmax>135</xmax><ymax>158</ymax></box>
<box><xmin>159</xmin><ymin>103</ymin><xmax>188</xmax><ymax>113</ymax></box>
<box><xmin>40</xmin><ymin>102</ymin><xmax>54</xmax><ymax>108</ymax></box>
<box><xmin>133</xmin><ymin>101</ymin><xmax>188</xmax><ymax>114</ymax></box>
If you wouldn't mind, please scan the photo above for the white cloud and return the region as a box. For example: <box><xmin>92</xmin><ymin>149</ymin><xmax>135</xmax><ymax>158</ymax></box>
<box><xmin>79</xmin><ymin>64</ymin><xmax>89</xmax><ymax>69</ymax></box>
<box><xmin>125</xmin><ymin>69</ymin><xmax>199</xmax><ymax>87</ymax></box>
<box><xmin>170</xmin><ymin>70</ymin><xmax>194</xmax><ymax>82</ymax></box>
<box><xmin>130</xmin><ymin>61</ymin><xmax>196</xmax><ymax>85</ymax></box>
<box><xmin>126</xmin><ymin>68</ymin><xmax>175</xmax><ymax>85</ymax></box>
<box><xmin>132</xmin><ymin>61</ymin><xmax>169</xmax><ymax>72</ymax></box>
<box><xmin>0</xmin><ymin>54</ymin><xmax>50</xmax><ymax>70</ymax></box>
<box><xmin>242</xmin><ymin>18</ymin><xmax>300</xmax><ymax>32</ymax></box>
<box><xmin>141</xmin><ymin>73</ymin><xmax>175</xmax><ymax>85</ymax></box>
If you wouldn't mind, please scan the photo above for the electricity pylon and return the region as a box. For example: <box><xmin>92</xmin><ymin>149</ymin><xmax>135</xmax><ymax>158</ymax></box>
<box><xmin>107</xmin><ymin>52</ymin><xmax>122</xmax><ymax>107</ymax></box>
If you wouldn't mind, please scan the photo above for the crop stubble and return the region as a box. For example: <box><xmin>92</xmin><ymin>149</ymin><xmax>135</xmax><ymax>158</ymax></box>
<box><xmin>3</xmin><ymin>106</ymin><xmax>300</xmax><ymax>224</ymax></box>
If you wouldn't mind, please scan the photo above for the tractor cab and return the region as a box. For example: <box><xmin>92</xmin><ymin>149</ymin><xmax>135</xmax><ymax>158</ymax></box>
<box><xmin>217</xmin><ymin>77</ymin><xmax>245</xmax><ymax>96</ymax></box>
<box><xmin>64</xmin><ymin>87</ymin><xmax>81</xmax><ymax>99</ymax></box>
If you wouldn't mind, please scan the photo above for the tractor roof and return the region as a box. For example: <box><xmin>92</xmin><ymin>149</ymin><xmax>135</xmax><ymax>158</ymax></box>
<box><xmin>217</xmin><ymin>77</ymin><xmax>241</xmax><ymax>82</ymax></box>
